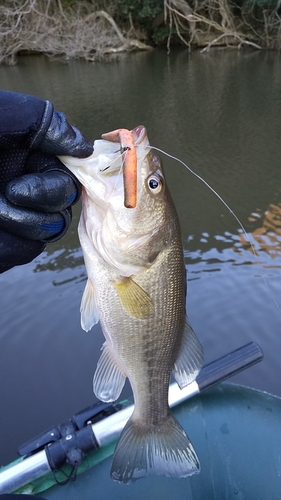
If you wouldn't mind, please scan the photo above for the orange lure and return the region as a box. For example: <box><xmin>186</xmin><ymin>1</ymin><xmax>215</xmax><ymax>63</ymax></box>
<box><xmin>101</xmin><ymin>128</ymin><xmax>137</xmax><ymax>209</ymax></box>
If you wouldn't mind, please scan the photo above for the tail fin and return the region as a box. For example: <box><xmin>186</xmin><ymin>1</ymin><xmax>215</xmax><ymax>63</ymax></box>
<box><xmin>110</xmin><ymin>411</ymin><xmax>200</xmax><ymax>484</ymax></box>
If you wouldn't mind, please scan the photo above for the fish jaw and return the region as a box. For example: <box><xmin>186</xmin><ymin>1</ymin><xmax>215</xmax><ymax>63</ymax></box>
<box><xmin>58</xmin><ymin>142</ymin><xmax>124</xmax><ymax>209</ymax></box>
<box><xmin>59</xmin><ymin>126</ymin><xmax>149</xmax><ymax>214</ymax></box>
<box><xmin>62</xmin><ymin>127</ymin><xmax>172</xmax><ymax>276</ymax></box>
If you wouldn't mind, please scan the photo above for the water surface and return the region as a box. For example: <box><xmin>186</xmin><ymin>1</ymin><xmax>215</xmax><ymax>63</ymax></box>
<box><xmin>0</xmin><ymin>48</ymin><xmax>281</xmax><ymax>465</ymax></box>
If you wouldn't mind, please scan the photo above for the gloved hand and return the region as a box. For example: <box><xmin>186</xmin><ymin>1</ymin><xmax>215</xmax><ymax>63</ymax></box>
<box><xmin>1</xmin><ymin>152</ymin><xmax>81</xmax><ymax>242</ymax></box>
<box><xmin>0</xmin><ymin>91</ymin><xmax>93</xmax><ymax>273</ymax></box>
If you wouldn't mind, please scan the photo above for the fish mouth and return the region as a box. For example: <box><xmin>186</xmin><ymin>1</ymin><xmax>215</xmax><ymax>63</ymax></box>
<box><xmin>96</xmin><ymin>125</ymin><xmax>150</xmax><ymax>209</ymax></box>
<box><xmin>99</xmin><ymin>126</ymin><xmax>148</xmax><ymax>209</ymax></box>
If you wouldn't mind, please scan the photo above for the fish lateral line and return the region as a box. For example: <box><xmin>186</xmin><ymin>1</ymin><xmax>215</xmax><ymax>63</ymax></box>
<box><xmin>75</xmin><ymin>126</ymin><xmax>204</xmax><ymax>483</ymax></box>
<box><xmin>139</xmin><ymin>143</ymin><xmax>280</xmax><ymax>312</ymax></box>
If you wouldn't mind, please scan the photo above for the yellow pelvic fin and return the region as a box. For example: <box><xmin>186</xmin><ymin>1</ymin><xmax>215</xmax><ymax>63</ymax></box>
<box><xmin>112</xmin><ymin>277</ymin><xmax>153</xmax><ymax>319</ymax></box>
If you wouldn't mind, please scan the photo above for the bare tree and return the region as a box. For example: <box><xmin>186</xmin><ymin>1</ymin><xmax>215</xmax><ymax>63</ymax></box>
<box><xmin>164</xmin><ymin>0</ymin><xmax>281</xmax><ymax>51</ymax></box>
<box><xmin>1</xmin><ymin>0</ymin><xmax>281</xmax><ymax>65</ymax></box>
<box><xmin>0</xmin><ymin>0</ymin><xmax>151</xmax><ymax>65</ymax></box>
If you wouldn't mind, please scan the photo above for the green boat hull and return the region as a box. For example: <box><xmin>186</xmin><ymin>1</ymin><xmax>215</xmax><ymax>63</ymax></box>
<box><xmin>38</xmin><ymin>383</ymin><xmax>281</xmax><ymax>500</ymax></box>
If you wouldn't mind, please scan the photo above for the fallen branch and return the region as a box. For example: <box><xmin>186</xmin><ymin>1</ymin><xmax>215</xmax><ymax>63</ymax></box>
<box><xmin>200</xmin><ymin>32</ymin><xmax>262</xmax><ymax>52</ymax></box>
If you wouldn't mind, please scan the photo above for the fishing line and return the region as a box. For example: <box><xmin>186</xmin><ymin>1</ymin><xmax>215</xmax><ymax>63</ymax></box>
<box><xmin>100</xmin><ymin>149</ymin><xmax>127</xmax><ymax>198</ymax></box>
<box><xmin>146</xmin><ymin>144</ymin><xmax>281</xmax><ymax>311</ymax></box>
<box><xmin>100</xmin><ymin>139</ymin><xmax>279</xmax><ymax>309</ymax></box>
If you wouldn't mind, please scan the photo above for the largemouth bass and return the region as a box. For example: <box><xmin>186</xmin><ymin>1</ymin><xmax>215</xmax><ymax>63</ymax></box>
<box><xmin>59</xmin><ymin>125</ymin><xmax>203</xmax><ymax>484</ymax></box>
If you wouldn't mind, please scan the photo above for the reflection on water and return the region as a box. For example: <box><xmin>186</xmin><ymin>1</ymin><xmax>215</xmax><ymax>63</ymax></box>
<box><xmin>185</xmin><ymin>199</ymin><xmax>281</xmax><ymax>276</ymax></box>
<box><xmin>32</xmin><ymin>204</ymin><xmax>85</xmax><ymax>281</ymax></box>
<box><xmin>185</xmin><ymin>232</ymin><xmax>245</xmax><ymax>273</ymax></box>
<box><xmin>33</xmin><ymin>247</ymin><xmax>84</xmax><ymax>280</ymax></box>
<box><xmin>240</xmin><ymin>201</ymin><xmax>281</xmax><ymax>265</ymax></box>
<box><xmin>0</xmin><ymin>49</ymin><xmax>281</xmax><ymax>466</ymax></box>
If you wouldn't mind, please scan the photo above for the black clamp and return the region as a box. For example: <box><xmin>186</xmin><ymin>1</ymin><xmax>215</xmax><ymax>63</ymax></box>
<box><xmin>18</xmin><ymin>401</ymin><xmax>122</xmax><ymax>480</ymax></box>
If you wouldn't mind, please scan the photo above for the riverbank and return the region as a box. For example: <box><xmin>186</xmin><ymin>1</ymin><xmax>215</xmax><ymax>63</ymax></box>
<box><xmin>0</xmin><ymin>0</ymin><xmax>280</xmax><ymax>65</ymax></box>
<box><xmin>0</xmin><ymin>0</ymin><xmax>151</xmax><ymax>65</ymax></box>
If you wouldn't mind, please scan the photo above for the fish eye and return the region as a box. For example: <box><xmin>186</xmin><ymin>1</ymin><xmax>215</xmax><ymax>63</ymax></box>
<box><xmin>147</xmin><ymin>175</ymin><xmax>163</xmax><ymax>194</ymax></box>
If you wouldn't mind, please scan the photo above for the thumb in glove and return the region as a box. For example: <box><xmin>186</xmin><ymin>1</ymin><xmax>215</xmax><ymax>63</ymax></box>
<box><xmin>39</xmin><ymin>111</ymin><xmax>93</xmax><ymax>158</ymax></box>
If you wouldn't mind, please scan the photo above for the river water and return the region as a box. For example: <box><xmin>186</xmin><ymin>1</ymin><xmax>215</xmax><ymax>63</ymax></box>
<box><xmin>0</xmin><ymin>48</ymin><xmax>281</xmax><ymax>466</ymax></box>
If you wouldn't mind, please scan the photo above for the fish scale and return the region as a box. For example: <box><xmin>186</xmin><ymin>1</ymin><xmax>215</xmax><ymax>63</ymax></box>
<box><xmin>59</xmin><ymin>125</ymin><xmax>204</xmax><ymax>484</ymax></box>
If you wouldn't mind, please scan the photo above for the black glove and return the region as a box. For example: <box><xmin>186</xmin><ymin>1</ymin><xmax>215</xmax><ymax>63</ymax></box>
<box><xmin>1</xmin><ymin>152</ymin><xmax>80</xmax><ymax>242</ymax></box>
<box><xmin>0</xmin><ymin>91</ymin><xmax>93</xmax><ymax>273</ymax></box>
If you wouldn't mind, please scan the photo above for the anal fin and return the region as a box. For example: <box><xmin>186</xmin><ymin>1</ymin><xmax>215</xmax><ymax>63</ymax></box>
<box><xmin>93</xmin><ymin>342</ymin><xmax>126</xmax><ymax>402</ymax></box>
<box><xmin>173</xmin><ymin>320</ymin><xmax>204</xmax><ymax>389</ymax></box>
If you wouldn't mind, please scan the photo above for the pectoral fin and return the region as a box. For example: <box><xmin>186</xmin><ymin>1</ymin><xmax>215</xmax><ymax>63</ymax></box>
<box><xmin>93</xmin><ymin>342</ymin><xmax>126</xmax><ymax>402</ymax></box>
<box><xmin>112</xmin><ymin>277</ymin><xmax>153</xmax><ymax>319</ymax></box>
<box><xmin>173</xmin><ymin>320</ymin><xmax>204</xmax><ymax>389</ymax></box>
<box><xmin>80</xmin><ymin>279</ymin><xmax>100</xmax><ymax>332</ymax></box>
